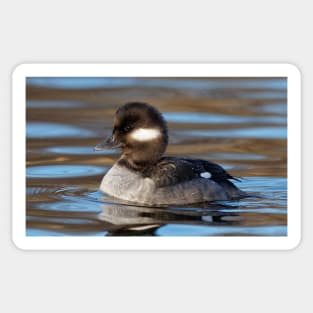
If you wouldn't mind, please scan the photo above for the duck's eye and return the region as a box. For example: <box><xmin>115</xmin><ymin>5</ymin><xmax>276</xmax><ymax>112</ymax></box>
<box><xmin>123</xmin><ymin>125</ymin><xmax>132</xmax><ymax>133</ymax></box>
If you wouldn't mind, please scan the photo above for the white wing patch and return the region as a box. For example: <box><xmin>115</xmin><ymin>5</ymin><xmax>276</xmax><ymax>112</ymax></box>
<box><xmin>200</xmin><ymin>172</ymin><xmax>212</xmax><ymax>179</ymax></box>
<box><xmin>130</xmin><ymin>128</ymin><xmax>161</xmax><ymax>141</ymax></box>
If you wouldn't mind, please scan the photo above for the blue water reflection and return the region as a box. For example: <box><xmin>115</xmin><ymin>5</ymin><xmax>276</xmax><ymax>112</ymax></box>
<box><xmin>45</xmin><ymin>146</ymin><xmax>116</xmax><ymax>155</ymax></box>
<box><xmin>164</xmin><ymin>112</ymin><xmax>286</xmax><ymax>124</ymax></box>
<box><xmin>26</xmin><ymin>228</ymin><xmax>108</xmax><ymax>236</ymax></box>
<box><xmin>27</xmin><ymin>122</ymin><xmax>95</xmax><ymax>138</ymax></box>
<box><xmin>27</xmin><ymin>77</ymin><xmax>138</xmax><ymax>89</ymax></box>
<box><xmin>27</xmin><ymin>100</ymin><xmax>87</xmax><ymax>108</ymax></box>
<box><xmin>27</xmin><ymin>77</ymin><xmax>287</xmax><ymax>91</ymax></box>
<box><xmin>37</xmin><ymin>200</ymin><xmax>103</xmax><ymax>213</ymax></box>
<box><xmin>156</xmin><ymin>224</ymin><xmax>287</xmax><ymax>236</ymax></box>
<box><xmin>179</xmin><ymin>127</ymin><xmax>287</xmax><ymax>139</ymax></box>
<box><xmin>208</xmin><ymin>153</ymin><xmax>266</xmax><ymax>161</ymax></box>
<box><xmin>27</xmin><ymin>165</ymin><xmax>106</xmax><ymax>178</ymax></box>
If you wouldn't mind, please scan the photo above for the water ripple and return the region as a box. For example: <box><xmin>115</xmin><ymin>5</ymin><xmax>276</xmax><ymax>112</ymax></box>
<box><xmin>27</xmin><ymin>165</ymin><xmax>106</xmax><ymax>178</ymax></box>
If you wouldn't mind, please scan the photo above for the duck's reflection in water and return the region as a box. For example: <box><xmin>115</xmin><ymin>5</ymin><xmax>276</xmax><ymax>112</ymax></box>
<box><xmin>98</xmin><ymin>199</ymin><xmax>242</xmax><ymax>236</ymax></box>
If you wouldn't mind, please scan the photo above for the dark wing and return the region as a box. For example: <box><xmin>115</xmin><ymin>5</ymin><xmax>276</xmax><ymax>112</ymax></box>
<box><xmin>143</xmin><ymin>157</ymin><xmax>239</xmax><ymax>188</ymax></box>
<box><xmin>198</xmin><ymin>159</ymin><xmax>241</xmax><ymax>182</ymax></box>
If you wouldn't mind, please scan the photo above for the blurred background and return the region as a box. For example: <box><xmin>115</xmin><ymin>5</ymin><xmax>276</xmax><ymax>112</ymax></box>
<box><xmin>26</xmin><ymin>77</ymin><xmax>287</xmax><ymax>236</ymax></box>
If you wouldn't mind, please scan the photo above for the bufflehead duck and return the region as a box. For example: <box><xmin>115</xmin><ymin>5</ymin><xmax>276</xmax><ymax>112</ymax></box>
<box><xmin>95</xmin><ymin>102</ymin><xmax>246</xmax><ymax>205</ymax></box>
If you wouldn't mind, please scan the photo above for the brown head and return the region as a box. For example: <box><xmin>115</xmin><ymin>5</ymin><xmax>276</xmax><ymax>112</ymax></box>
<box><xmin>95</xmin><ymin>102</ymin><xmax>168</xmax><ymax>170</ymax></box>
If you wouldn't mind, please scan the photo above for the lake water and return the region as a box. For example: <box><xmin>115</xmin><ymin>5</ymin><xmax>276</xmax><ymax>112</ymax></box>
<box><xmin>26</xmin><ymin>77</ymin><xmax>287</xmax><ymax>236</ymax></box>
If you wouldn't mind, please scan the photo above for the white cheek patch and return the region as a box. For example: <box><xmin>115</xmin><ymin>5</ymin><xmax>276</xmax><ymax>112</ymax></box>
<box><xmin>130</xmin><ymin>128</ymin><xmax>161</xmax><ymax>141</ymax></box>
<box><xmin>200</xmin><ymin>172</ymin><xmax>212</xmax><ymax>179</ymax></box>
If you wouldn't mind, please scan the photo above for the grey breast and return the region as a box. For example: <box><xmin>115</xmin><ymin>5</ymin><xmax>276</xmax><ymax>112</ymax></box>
<box><xmin>100</xmin><ymin>164</ymin><xmax>156</xmax><ymax>203</ymax></box>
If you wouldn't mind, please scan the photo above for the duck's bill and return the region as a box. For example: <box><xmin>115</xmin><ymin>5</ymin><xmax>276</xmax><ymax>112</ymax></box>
<box><xmin>94</xmin><ymin>137</ymin><xmax>122</xmax><ymax>151</ymax></box>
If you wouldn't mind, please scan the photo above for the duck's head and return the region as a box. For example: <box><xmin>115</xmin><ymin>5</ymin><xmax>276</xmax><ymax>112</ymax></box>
<box><xmin>95</xmin><ymin>102</ymin><xmax>168</xmax><ymax>169</ymax></box>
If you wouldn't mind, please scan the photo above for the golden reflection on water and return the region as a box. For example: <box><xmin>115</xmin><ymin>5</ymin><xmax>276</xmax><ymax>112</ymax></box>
<box><xmin>26</xmin><ymin>77</ymin><xmax>287</xmax><ymax>236</ymax></box>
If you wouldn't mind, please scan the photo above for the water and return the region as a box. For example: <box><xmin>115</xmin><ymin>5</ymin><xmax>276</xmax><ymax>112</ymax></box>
<box><xmin>26</xmin><ymin>77</ymin><xmax>287</xmax><ymax>236</ymax></box>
